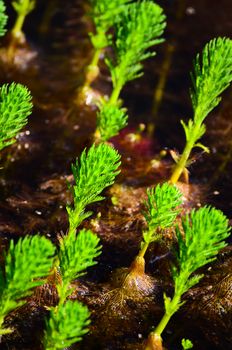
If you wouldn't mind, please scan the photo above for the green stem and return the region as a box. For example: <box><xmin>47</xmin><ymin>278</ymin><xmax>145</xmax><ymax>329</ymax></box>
<box><xmin>108</xmin><ymin>81</ymin><xmax>123</xmax><ymax>105</ymax></box>
<box><xmin>138</xmin><ymin>242</ymin><xmax>149</xmax><ymax>259</ymax></box>
<box><xmin>11</xmin><ymin>12</ymin><xmax>26</xmax><ymax>40</ymax></box>
<box><xmin>153</xmin><ymin>293</ymin><xmax>180</xmax><ymax>337</ymax></box>
<box><xmin>170</xmin><ymin>139</ymin><xmax>193</xmax><ymax>184</ymax></box>
<box><xmin>83</xmin><ymin>48</ymin><xmax>102</xmax><ymax>90</ymax></box>
<box><xmin>91</xmin><ymin>48</ymin><xmax>102</xmax><ymax>68</ymax></box>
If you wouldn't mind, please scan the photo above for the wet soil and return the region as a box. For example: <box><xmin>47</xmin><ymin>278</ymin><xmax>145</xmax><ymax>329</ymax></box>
<box><xmin>0</xmin><ymin>0</ymin><xmax>232</xmax><ymax>349</ymax></box>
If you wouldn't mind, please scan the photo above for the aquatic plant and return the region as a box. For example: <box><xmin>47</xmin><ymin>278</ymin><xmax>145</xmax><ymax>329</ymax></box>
<box><xmin>57</xmin><ymin>228</ymin><xmax>101</xmax><ymax>305</ymax></box>
<box><xmin>67</xmin><ymin>143</ymin><xmax>121</xmax><ymax>235</ymax></box>
<box><xmin>0</xmin><ymin>235</ymin><xmax>55</xmax><ymax>335</ymax></box>
<box><xmin>0</xmin><ymin>0</ymin><xmax>7</xmax><ymax>37</ymax></box>
<box><xmin>11</xmin><ymin>0</ymin><xmax>36</xmax><ymax>42</ymax></box>
<box><xmin>82</xmin><ymin>0</ymin><xmax>132</xmax><ymax>90</ymax></box>
<box><xmin>110</xmin><ymin>183</ymin><xmax>182</xmax><ymax>301</ymax></box>
<box><xmin>95</xmin><ymin>103</ymin><xmax>128</xmax><ymax>142</ymax></box>
<box><xmin>145</xmin><ymin>206</ymin><xmax>230</xmax><ymax>349</ymax></box>
<box><xmin>0</xmin><ymin>83</ymin><xmax>33</xmax><ymax>152</ymax></box>
<box><xmin>44</xmin><ymin>300</ymin><xmax>90</xmax><ymax>350</ymax></box>
<box><xmin>44</xmin><ymin>228</ymin><xmax>101</xmax><ymax>349</ymax></box>
<box><xmin>170</xmin><ymin>37</ymin><xmax>232</xmax><ymax>184</ymax></box>
<box><xmin>106</xmin><ymin>0</ymin><xmax>166</xmax><ymax>105</ymax></box>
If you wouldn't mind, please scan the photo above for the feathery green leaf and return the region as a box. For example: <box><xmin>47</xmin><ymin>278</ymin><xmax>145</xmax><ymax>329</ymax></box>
<box><xmin>67</xmin><ymin>143</ymin><xmax>121</xmax><ymax>231</ymax></box>
<box><xmin>191</xmin><ymin>37</ymin><xmax>232</xmax><ymax>123</ymax></box>
<box><xmin>0</xmin><ymin>235</ymin><xmax>55</xmax><ymax>333</ymax></box>
<box><xmin>96</xmin><ymin>103</ymin><xmax>128</xmax><ymax>141</ymax></box>
<box><xmin>0</xmin><ymin>83</ymin><xmax>33</xmax><ymax>151</ymax></box>
<box><xmin>142</xmin><ymin>183</ymin><xmax>182</xmax><ymax>245</ymax></box>
<box><xmin>89</xmin><ymin>0</ymin><xmax>132</xmax><ymax>49</ymax></box>
<box><xmin>107</xmin><ymin>0</ymin><xmax>166</xmax><ymax>94</ymax></box>
<box><xmin>44</xmin><ymin>300</ymin><xmax>90</xmax><ymax>350</ymax></box>
<box><xmin>0</xmin><ymin>0</ymin><xmax>7</xmax><ymax>37</ymax></box>
<box><xmin>58</xmin><ymin>229</ymin><xmax>101</xmax><ymax>302</ymax></box>
<box><xmin>173</xmin><ymin>206</ymin><xmax>230</xmax><ymax>295</ymax></box>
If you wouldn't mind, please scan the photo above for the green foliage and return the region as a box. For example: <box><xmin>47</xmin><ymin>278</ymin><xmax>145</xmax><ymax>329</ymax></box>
<box><xmin>183</xmin><ymin>37</ymin><xmax>232</xmax><ymax>151</ymax></box>
<box><xmin>58</xmin><ymin>229</ymin><xmax>101</xmax><ymax>302</ymax></box>
<box><xmin>182</xmin><ymin>338</ymin><xmax>193</xmax><ymax>350</ymax></box>
<box><xmin>170</xmin><ymin>37</ymin><xmax>232</xmax><ymax>183</ymax></box>
<box><xmin>44</xmin><ymin>229</ymin><xmax>101</xmax><ymax>348</ymax></box>
<box><xmin>0</xmin><ymin>235</ymin><xmax>55</xmax><ymax>334</ymax></box>
<box><xmin>96</xmin><ymin>103</ymin><xmax>128</xmax><ymax>141</ymax></box>
<box><xmin>67</xmin><ymin>143</ymin><xmax>121</xmax><ymax>231</ymax></box>
<box><xmin>44</xmin><ymin>300</ymin><xmax>90</xmax><ymax>350</ymax></box>
<box><xmin>0</xmin><ymin>0</ymin><xmax>8</xmax><ymax>37</ymax></box>
<box><xmin>89</xmin><ymin>0</ymin><xmax>132</xmax><ymax>49</ymax></box>
<box><xmin>142</xmin><ymin>183</ymin><xmax>182</xmax><ymax>245</ymax></box>
<box><xmin>107</xmin><ymin>0</ymin><xmax>166</xmax><ymax>95</ymax></box>
<box><xmin>0</xmin><ymin>83</ymin><xmax>33</xmax><ymax>152</ymax></box>
<box><xmin>154</xmin><ymin>206</ymin><xmax>230</xmax><ymax>338</ymax></box>
<box><xmin>173</xmin><ymin>206</ymin><xmax>230</xmax><ymax>296</ymax></box>
<box><xmin>12</xmin><ymin>0</ymin><xmax>36</xmax><ymax>16</ymax></box>
<box><xmin>191</xmin><ymin>37</ymin><xmax>232</xmax><ymax>122</ymax></box>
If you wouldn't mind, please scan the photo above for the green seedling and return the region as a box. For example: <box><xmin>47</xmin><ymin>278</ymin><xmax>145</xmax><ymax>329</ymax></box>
<box><xmin>111</xmin><ymin>183</ymin><xmax>182</xmax><ymax>301</ymax></box>
<box><xmin>11</xmin><ymin>0</ymin><xmax>36</xmax><ymax>42</ymax></box>
<box><xmin>145</xmin><ymin>206</ymin><xmax>230</xmax><ymax>349</ymax></box>
<box><xmin>0</xmin><ymin>235</ymin><xmax>55</xmax><ymax>335</ymax></box>
<box><xmin>82</xmin><ymin>0</ymin><xmax>132</xmax><ymax>91</ymax></box>
<box><xmin>0</xmin><ymin>0</ymin><xmax>7</xmax><ymax>37</ymax></box>
<box><xmin>44</xmin><ymin>300</ymin><xmax>90</xmax><ymax>350</ymax></box>
<box><xmin>67</xmin><ymin>143</ymin><xmax>121</xmax><ymax>235</ymax></box>
<box><xmin>182</xmin><ymin>338</ymin><xmax>193</xmax><ymax>350</ymax></box>
<box><xmin>170</xmin><ymin>37</ymin><xmax>232</xmax><ymax>184</ymax></box>
<box><xmin>106</xmin><ymin>0</ymin><xmax>166</xmax><ymax>105</ymax></box>
<box><xmin>95</xmin><ymin>103</ymin><xmax>128</xmax><ymax>142</ymax></box>
<box><xmin>44</xmin><ymin>228</ymin><xmax>101</xmax><ymax>349</ymax></box>
<box><xmin>0</xmin><ymin>83</ymin><xmax>33</xmax><ymax>153</ymax></box>
<box><xmin>57</xmin><ymin>229</ymin><xmax>101</xmax><ymax>305</ymax></box>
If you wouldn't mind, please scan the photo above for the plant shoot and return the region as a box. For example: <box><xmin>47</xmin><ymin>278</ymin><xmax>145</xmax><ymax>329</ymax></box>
<box><xmin>170</xmin><ymin>37</ymin><xmax>232</xmax><ymax>183</ymax></box>
<box><xmin>106</xmin><ymin>0</ymin><xmax>166</xmax><ymax>105</ymax></box>
<box><xmin>0</xmin><ymin>83</ymin><xmax>33</xmax><ymax>152</ymax></box>
<box><xmin>67</xmin><ymin>143</ymin><xmax>121</xmax><ymax>235</ymax></box>
<box><xmin>145</xmin><ymin>206</ymin><xmax>230</xmax><ymax>349</ymax></box>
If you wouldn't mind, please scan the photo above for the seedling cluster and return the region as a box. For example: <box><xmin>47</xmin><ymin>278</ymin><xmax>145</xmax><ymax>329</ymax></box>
<box><xmin>0</xmin><ymin>1</ymin><xmax>231</xmax><ymax>349</ymax></box>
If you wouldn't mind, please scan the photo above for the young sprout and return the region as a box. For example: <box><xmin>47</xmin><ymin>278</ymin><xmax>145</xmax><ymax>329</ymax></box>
<box><xmin>113</xmin><ymin>183</ymin><xmax>182</xmax><ymax>301</ymax></box>
<box><xmin>145</xmin><ymin>206</ymin><xmax>230</xmax><ymax>349</ymax></box>
<box><xmin>83</xmin><ymin>0</ymin><xmax>132</xmax><ymax>90</ymax></box>
<box><xmin>11</xmin><ymin>0</ymin><xmax>36</xmax><ymax>42</ymax></box>
<box><xmin>44</xmin><ymin>300</ymin><xmax>90</xmax><ymax>350</ymax></box>
<box><xmin>106</xmin><ymin>0</ymin><xmax>166</xmax><ymax>105</ymax></box>
<box><xmin>0</xmin><ymin>235</ymin><xmax>55</xmax><ymax>335</ymax></box>
<box><xmin>182</xmin><ymin>338</ymin><xmax>193</xmax><ymax>350</ymax></box>
<box><xmin>94</xmin><ymin>103</ymin><xmax>128</xmax><ymax>142</ymax></box>
<box><xmin>66</xmin><ymin>143</ymin><xmax>121</xmax><ymax>235</ymax></box>
<box><xmin>0</xmin><ymin>83</ymin><xmax>33</xmax><ymax>153</ymax></box>
<box><xmin>44</xmin><ymin>229</ymin><xmax>101</xmax><ymax>349</ymax></box>
<box><xmin>0</xmin><ymin>0</ymin><xmax>8</xmax><ymax>37</ymax></box>
<box><xmin>57</xmin><ymin>229</ymin><xmax>102</xmax><ymax>305</ymax></box>
<box><xmin>170</xmin><ymin>37</ymin><xmax>232</xmax><ymax>184</ymax></box>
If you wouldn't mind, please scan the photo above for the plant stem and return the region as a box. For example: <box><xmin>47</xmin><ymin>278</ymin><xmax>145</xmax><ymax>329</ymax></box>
<box><xmin>11</xmin><ymin>12</ymin><xmax>26</xmax><ymax>41</ymax></box>
<box><xmin>83</xmin><ymin>48</ymin><xmax>102</xmax><ymax>89</ymax></box>
<box><xmin>138</xmin><ymin>242</ymin><xmax>149</xmax><ymax>259</ymax></box>
<box><xmin>169</xmin><ymin>139</ymin><xmax>193</xmax><ymax>184</ymax></box>
<box><xmin>108</xmin><ymin>81</ymin><xmax>123</xmax><ymax>105</ymax></box>
<box><xmin>151</xmin><ymin>293</ymin><xmax>180</xmax><ymax>340</ymax></box>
